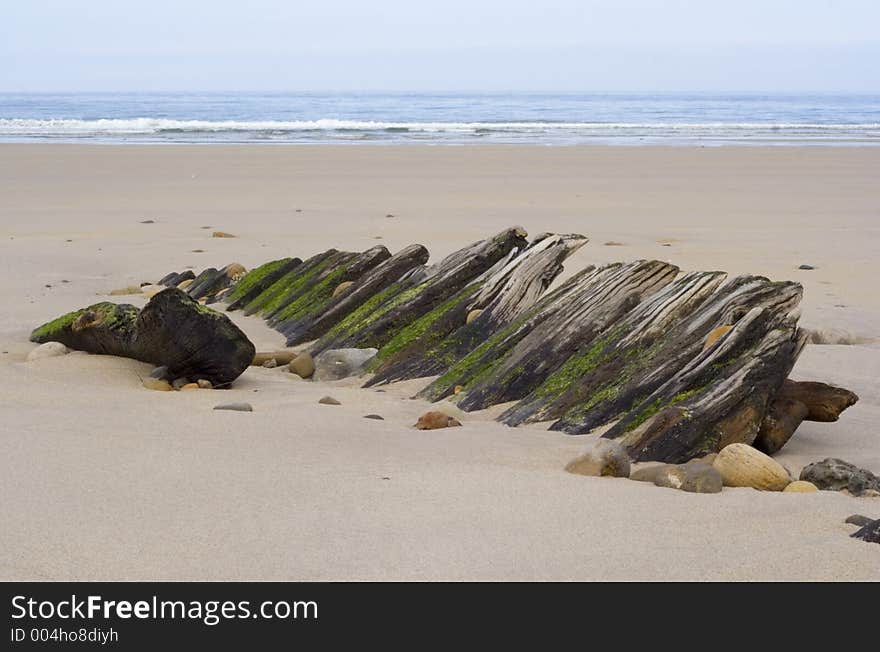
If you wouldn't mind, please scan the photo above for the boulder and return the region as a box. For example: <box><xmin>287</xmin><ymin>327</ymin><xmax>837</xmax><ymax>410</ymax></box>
<box><xmin>30</xmin><ymin>288</ymin><xmax>255</xmax><ymax>387</ymax></box>
<box><xmin>289</xmin><ymin>352</ymin><xmax>315</xmax><ymax>379</ymax></box>
<box><xmin>799</xmin><ymin>458</ymin><xmax>880</xmax><ymax>496</ymax></box>
<box><xmin>26</xmin><ymin>341</ymin><xmax>69</xmax><ymax>362</ymax></box>
<box><xmin>712</xmin><ymin>443</ymin><xmax>791</xmax><ymax>491</ymax></box>
<box><xmin>565</xmin><ymin>439</ymin><xmax>630</xmax><ymax>478</ymax></box>
<box><xmin>783</xmin><ymin>480</ymin><xmax>819</xmax><ymax>493</ymax></box>
<box><xmin>313</xmin><ymin>348</ymin><xmax>378</xmax><ymax>381</ymax></box>
<box><xmin>415</xmin><ymin>411</ymin><xmax>462</xmax><ymax>430</ymax></box>
<box><xmin>679</xmin><ymin>463</ymin><xmax>723</xmax><ymax>494</ymax></box>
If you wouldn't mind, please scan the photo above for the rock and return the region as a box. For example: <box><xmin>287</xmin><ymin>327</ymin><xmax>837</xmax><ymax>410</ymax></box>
<box><xmin>212</xmin><ymin>231</ymin><xmax>236</xmax><ymax>238</ymax></box>
<box><xmin>415</xmin><ymin>411</ymin><xmax>462</xmax><ymax>430</ymax></box>
<box><xmin>454</xmin><ymin>385</ymin><xmax>464</xmax><ymax>395</ymax></box>
<box><xmin>565</xmin><ymin>439</ymin><xmax>630</xmax><ymax>478</ymax></box>
<box><xmin>197</xmin><ymin>379</ymin><xmax>213</xmax><ymax>389</ymax></box>
<box><xmin>171</xmin><ymin>377</ymin><xmax>191</xmax><ymax>390</ymax></box>
<box><xmin>252</xmin><ymin>350</ymin><xmax>299</xmax><ymax>366</ymax></box>
<box><xmin>225</xmin><ymin>263</ymin><xmax>247</xmax><ymax>279</ymax></box>
<box><xmin>679</xmin><ymin>463</ymin><xmax>724</xmax><ymax>493</ymax></box>
<box><xmin>466</xmin><ymin>309</ymin><xmax>483</xmax><ymax>324</ymax></box>
<box><xmin>851</xmin><ymin>519</ymin><xmax>880</xmax><ymax>544</ymax></box>
<box><xmin>318</xmin><ymin>395</ymin><xmax>341</xmax><ymax>405</ymax></box>
<box><xmin>141</xmin><ymin>284</ymin><xmax>166</xmax><ymax>298</ymax></box>
<box><xmin>603</xmin><ymin>241</ymin><xmax>625</xmax><ymax>246</ymax></box>
<box><xmin>262</xmin><ymin>358</ymin><xmax>278</xmax><ymax>368</ymax></box>
<box><xmin>26</xmin><ymin>341</ymin><xmax>69</xmax><ymax>362</ymax></box>
<box><xmin>143</xmin><ymin>378</ymin><xmax>172</xmax><ymax>391</ymax></box>
<box><xmin>213</xmin><ymin>402</ymin><xmax>253</xmax><ymax>412</ymax></box>
<box><xmin>630</xmin><ymin>464</ymin><xmax>673</xmax><ymax>483</ymax></box>
<box><xmin>332</xmin><ymin>281</ymin><xmax>355</xmax><ymax>298</ymax></box>
<box><xmin>777</xmin><ymin>380</ymin><xmax>858</xmax><ymax>422</ymax></box>
<box><xmin>177</xmin><ymin>279</ymin><xmax>194</xmax><ymax>291</ymax></box>
<box><xmin>800</xmin><ymin>458</ymin><xmax>880</xmax><ymax>496</ymax></box>
<box><xmin>845</xmin><ymin>515</ymin><xmax>874</xmax><ymax>527</ymax></box>
<box><xmin>703</xmin><ymin>324</ymin><xmax>733</xmax><ymax>350</ymax></box>
<box><xmin>432</xmin><ymin>401</ymin><xmax>468</xmax><ymax>422</ymax></box>
<box><xmin>712</xmin><ymin>443</ymin><xmax>791</xmax><ymax>491</ymax></box>
<box><xmin>313</xmin><ymin>348</ymin><xmax>378</xmax><ymax>381</ymax></box>
<box><xmin>653</xmin><ymin>465</ymin><xmax>688</xmax><ymax>489</ymax></box>
<box><xmin>798</xmin><ymin>264</ymin><xmax>815</xmax><ymax>270</ymax></box>
<box><xmin>181</xmin><ymin>383</ymin><xmax>200</xmax><ymax>390</ymax></box>
<box><xmin>753</xmin><ymin>397</ymin><xmax>809</xmax><ymax>455</ymax></box>
<box><xmin>364</xmin><ymin>414</ymin><xmax>384</xmax><ymax>420</ymax></box>
<box><xmin>149</xmin><ymin>365</ymin><xmax>169</xmax><ymax>379</ymax></box>
<box><xmin>289</xmin><ymin>352</ymin><xmax>315</xmax><ymax>379</ymax></box>
<box><xmin>108</xmin><ymin>286</ymin><xmax>143</xmax><ymax>296</ymax></box>
<box><xmin>784</xmin><ymin>480</ymin><xmax>819</xmax><ymax>493</ymax></box>
<box><xmin>864</xmin><ymin>489</ymin><xmax>880</xmax><ymax>498</ymax></box>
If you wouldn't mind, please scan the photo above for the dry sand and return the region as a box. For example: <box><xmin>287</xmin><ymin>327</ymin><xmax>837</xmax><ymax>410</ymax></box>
<box><xmin>0</xmin><ymin>144</ymin><xmax>878</xmax><ymax>581</ymax></box>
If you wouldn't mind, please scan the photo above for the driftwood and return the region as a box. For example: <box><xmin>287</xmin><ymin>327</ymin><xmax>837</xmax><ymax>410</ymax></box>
<box><xmin>30</xmin><ymin>288</ymin><xmax>255</xmax><ymax>386</ymax></box>
<box><xmin>433</xmin><ymin>259</ymin><xmax>680</xmax><ymax>411</ymax></box>
<box><xmin>225</xmin><ymin>257</ymin><xmax>302</xmax><ymax>312</ymax></box>
<box><xmin>364</xmin><ymin>233</ymin><xmax>588</xmax><ymax>386</ymax></box>
<box><xmin>308</xmin><ymin>227</ymin><xmax>529</xmax><ymax>356</ymax></box>
<box><xmin>279</xmin><ymin>244</ymin><xmax>430</xmax><ymax>346</ymax></box>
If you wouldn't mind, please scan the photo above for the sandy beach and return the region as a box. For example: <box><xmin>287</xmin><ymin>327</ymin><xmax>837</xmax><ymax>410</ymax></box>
<box><xmin>1</xmin><ymin>144</ymin><xmax>878</xmax><ymax>581</ymax></box>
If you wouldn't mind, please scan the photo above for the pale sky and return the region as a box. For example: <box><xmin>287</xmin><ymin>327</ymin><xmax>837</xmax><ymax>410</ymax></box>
<box><xmin>1</xmin><ymin>0</ymin><xmax>878</xmax><ymax>92</ymax></box>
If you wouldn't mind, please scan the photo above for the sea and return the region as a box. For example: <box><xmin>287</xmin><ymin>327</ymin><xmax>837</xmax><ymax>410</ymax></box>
<box><xmin>0</xmin><ymin>92</ymin><xmax>877</xmax><ymax>145</ymax></box>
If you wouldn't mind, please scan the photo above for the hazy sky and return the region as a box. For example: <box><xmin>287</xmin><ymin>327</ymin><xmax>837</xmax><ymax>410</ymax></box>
<box><xmin>1</xmin><ymin>0</ymin><xmax>878</xmax><ymax>92</ymax></box>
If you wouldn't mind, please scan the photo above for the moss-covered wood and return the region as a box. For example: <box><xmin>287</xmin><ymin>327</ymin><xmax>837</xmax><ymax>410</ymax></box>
<box><xmin>226</xmin><ymin>257</ymin><xmax>302</xmax><ymax>311</ymax></box>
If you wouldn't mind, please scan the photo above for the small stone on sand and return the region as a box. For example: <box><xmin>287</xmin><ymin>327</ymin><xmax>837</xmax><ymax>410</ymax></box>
<box><xmin>214</xmin><ymin>403</ymin><xmax>253</xmax><ymax>412</ymax></box>
<box><xmin>319</xmin><ymin>396</ymin><xmax>341</xmax><ymax>405</ymax></box>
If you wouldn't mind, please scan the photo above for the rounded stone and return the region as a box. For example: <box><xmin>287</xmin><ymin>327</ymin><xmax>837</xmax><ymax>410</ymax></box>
<box><xmin>713</xmin><ymin>443</ymin><xmax>791</xmax><ymax>491</ymax></box>
<box><xmin>26</xmin><ymin>341</ymin><xmax>70</xmax><ymax>362</ymax></box>
<box><xmin>332</xmin><ymin>281</ymin><xmax>355</xmax><ymax>298</ymax></box>
<box><xmin>318</xmin><ymin>395</ymin><xmax>341</xmax><ymax>405</ymax></box>
<box><xmin>565</xmin><ymin>439</ymin><xmax>630</xmax><ymax>478</ymax></box>
<box><xmin>143</xmin><ymin>378</ymin><xmax>173</xmax><ymax>391</ymax></box>
<box><xmin>289</xmin><ymin>352</ymin><xmax>315</xmax><ymax>379</ymax></box>
<box><xmin>784</xmin><ymin>480</ymin><xmax>819</xmax><ymax>493</ymax></box>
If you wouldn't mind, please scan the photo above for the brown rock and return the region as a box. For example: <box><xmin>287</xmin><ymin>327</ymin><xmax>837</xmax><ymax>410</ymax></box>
<box><xmin>565</xmin><ymin>439</ymin><xmax>630</xmax><ymax>478</ymax></box>
<box><xmin>466</xmin><ymin>309</ymin><xmax>484</xmax><ymax>325</ymax></box>
<box><xmin>252</xmin><ymin>350</ymin><xmax>299</xmax><ymax>366</ymax></box>
<box><xmin>197</xmin><ymin>379</ymin><xmax>213</xmax><ymax>389</ymax></box>
<box><xmin>415</xmin><ymin>411</ymin><xmax>462</xmax><ymax>430</ymax></box>
<box><xmin>108</xmin><ymin>286</ymin><xmax>142</xmax><ymax>296</ymax></box>
<box><xmin>630</xmin><ymin>464</ymin><xmax>673</xmax><ymax>483</ymax></box>
<box><xmin>753</xmin><ymin>397</ymin><xmax>809</xmax><ymax>455</ymax></box>
<box><xmin>703</xmin><ymin>324</ymin><xmax>733</xmax><ymax>350</ymax></box>
<box><xmin>143</xmin><ymin>378</ymin><xmax>173</xmax><ymax>391</ymax></box>
<box><xmin>777</xmin><ymin>379</ymin><xmax>859</xmax><ymax>422</ymax></box>
<box><xmin>332</xmin><ymin>281</ymin><xmax>355</xmax><ymax>298</ymax></box>
<box><xmin>181</xmin><ymin>383</ymin><xmax>200</xmax><ymax>390</ymax></box>
<box><xmin>225</xmin><ymin>263</ymin><xmax>246</xmax><ymax>279</ymax></box>
<box><xmin>212</xmin><ymin>231</ymin><xmax>236</xmax><ymax>238</ymax></box>
<box><xmin>289</xmin><ymin>352</ymin><xmax>315</xmax><ymax>379</ymax></box>
<box><xmin>453</xmin><ymin>385</ymin><xmax>464</xmax><ymax>395</ymax></box>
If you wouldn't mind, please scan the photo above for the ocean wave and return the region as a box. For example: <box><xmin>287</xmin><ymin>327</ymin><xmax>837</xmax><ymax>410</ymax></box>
<box><xmin>1</xmin><ymin>117</ymin><xmax>879</xmax><ymax>135</ymax></box>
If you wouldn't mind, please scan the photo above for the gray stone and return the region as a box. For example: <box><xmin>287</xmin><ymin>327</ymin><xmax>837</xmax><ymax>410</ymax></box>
<box><xmin>171</xmin><ymin>377</ymin><xmax>191</xmax><ymax>390</ymax></box>
<box><xmin>313</xmin><ymin>348</ymin><xmax>378</xmax><ymax>381</ymax></box>
<box><xmin>318</xmin><ymin>395</ymin><xmax>341</xmax><ymax>405</ymax></box>
<box><xmin>679</xmin><ymin>463</ymin><xmax>723</xmax><ymax>494</ymax></box>
<box><xmin>565</xmin><ymin>439</ymin><xmax>631</xmax><ymax>478</ymax></box>
<box><xmin>798</xmin><ymin>264</ymin><xmax>816</xmax><ymax>270</ymax></box>
<box><xmin>630</xmin><ymin>464</ymin><xmax>673</xmax><ymax>483</ymax></box>
<box><xmin>800</xmin><ymin>458</ymin><xmax>880</xmax><ymax>496</ymax></box>
<box><xmin>197</xmin><ymin>379</ymin><xmax>213</xmax><ymax>389</ymax></box>
<box><xmin>213</xmin><ymin>402</ymin><xmax>253</xmax><ymax>412</ymax></box>
<box><xmin>364</xmin><ymin>414</ymin><xmax>384</xmax><ymax>420</ymax></box>
<box><xmin>262</xmin><ymin>358</ymin><xmax>278</xmax><ymax>368</ymax></box>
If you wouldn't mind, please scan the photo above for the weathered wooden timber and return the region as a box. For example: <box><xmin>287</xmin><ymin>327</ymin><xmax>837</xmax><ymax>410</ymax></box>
<box><xmin>30</xmin><ymin>288</ymin><xmax>255</xmax><ymax>386</ymax></box>
<box><xmin>308</xmin><ymin>227</ymin><xmax>529</xmax><ymax>355</ymax></box>
<box><xmin>364</xmin><ymin>233</ymin><xmax>588</xmax><ymax>386</ymax></box>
